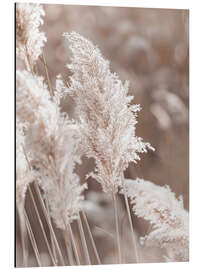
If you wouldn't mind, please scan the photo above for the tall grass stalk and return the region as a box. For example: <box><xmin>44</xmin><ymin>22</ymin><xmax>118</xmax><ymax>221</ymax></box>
<box><xmin>77</xmin><ymin>216</ymin><xmax>91</xmax><ymax>265</ymax></box>
<box><xmin>45</xmin><ymin>197</ymin><xmax>58</xmax><ymax>265</ymax></box>
<box><xmin>81</xmin><ymin>210</ymin><xmax>101</xmax><ymax>264</ymax></box>
<box><xmin>33</xmin><ymin>182</ymin><xmax>65</xmax><ymax>266</ymax></box>
<box><xmin>112</xmin><ymin>193</ymin><xmax>122</xmax><ymax>264</ymax></box>
<box><xmin>23</xmin><ymin>147</ymin><xmax>62</xmax><ymax>265</ymax></box>
<box><xmin>28</xmin><ymin>185</ymin><xmax>57</xmax><ymax>266</ymax></box>
<box><xmin>24</xmin><ymin>210</ymin><xmax>42</xmax><ymax>266</ymax></box>
<box><xmin>123</xmin><ymin>193</ymin><xmax>139</xmax><ymax>263</ymax></box>
<box><xmin>66</xmin><ymin>223</ymin><xmax>81</xmax><ymax>265</ymax></box>
<box><xmin>63</xmin><ymin>229</ymin><xmax>74</xmax><ymax>265</ymax></box>
<box><xmin>95</xmin><ymin>226</ymin><xmax>114</xmax><ymax>240</ymax></box>
<box><xmin>17</xmin><ymin>206</ymin><xmax>28</xmax><ymax>267</ymax></box>
<box><xmin>41</xmin><ymin>50</ymin><xmax>54</xmax><ymax>97</ymax></box>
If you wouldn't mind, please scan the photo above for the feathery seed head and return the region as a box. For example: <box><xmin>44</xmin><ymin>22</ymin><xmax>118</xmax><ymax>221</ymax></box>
<box><xmin>16</xmin><ymin>69</ymin><xmax>86</xmax><ymax>229</ymax></box>
<box><xmin>16</xmin><ymin>118</ymin><xmax>34</xmax><ymax>208</ymax></box>
<box><xmin>64</xmin><ymin>32</ymin><xmax>154</xmax><ymax>194</ymax></box>
<box><xmin>16</xmin><ymin>3</ymin><xmax>47</xmax><ymax>70</ymax></box>
<box><xmin>121</xmin><ymin>178</ymin><xmax>189</xmax><ymax>261</ymax></box>
<box><xmin>16</xmin><ymin>70</ymin><xmax>57</xmax><ymax>159</ymax></box>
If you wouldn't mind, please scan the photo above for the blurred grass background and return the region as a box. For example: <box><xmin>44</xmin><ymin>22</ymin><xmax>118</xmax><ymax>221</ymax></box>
<box><xmin>41</xmin><ymin>4</ymin><xmax>189</xmax><ymax>209</ymax></box>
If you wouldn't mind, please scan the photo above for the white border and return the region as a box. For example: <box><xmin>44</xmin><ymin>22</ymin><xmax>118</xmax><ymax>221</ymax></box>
<box><xmin>1</xmin><ymin>0</ymin><xmax>203</xmax><ymax>269</ymax></box>
<box><xmin>12</xmin><ymin>0</ymin><xmax>190</xmax><ymax>9</ymax></box>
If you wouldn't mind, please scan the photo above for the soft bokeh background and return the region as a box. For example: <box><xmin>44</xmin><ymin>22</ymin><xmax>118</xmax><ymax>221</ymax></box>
<box><xmin>16</xmin><ymin>4</ymin><xmax>189</xmax><ymax>267</ymax></box>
